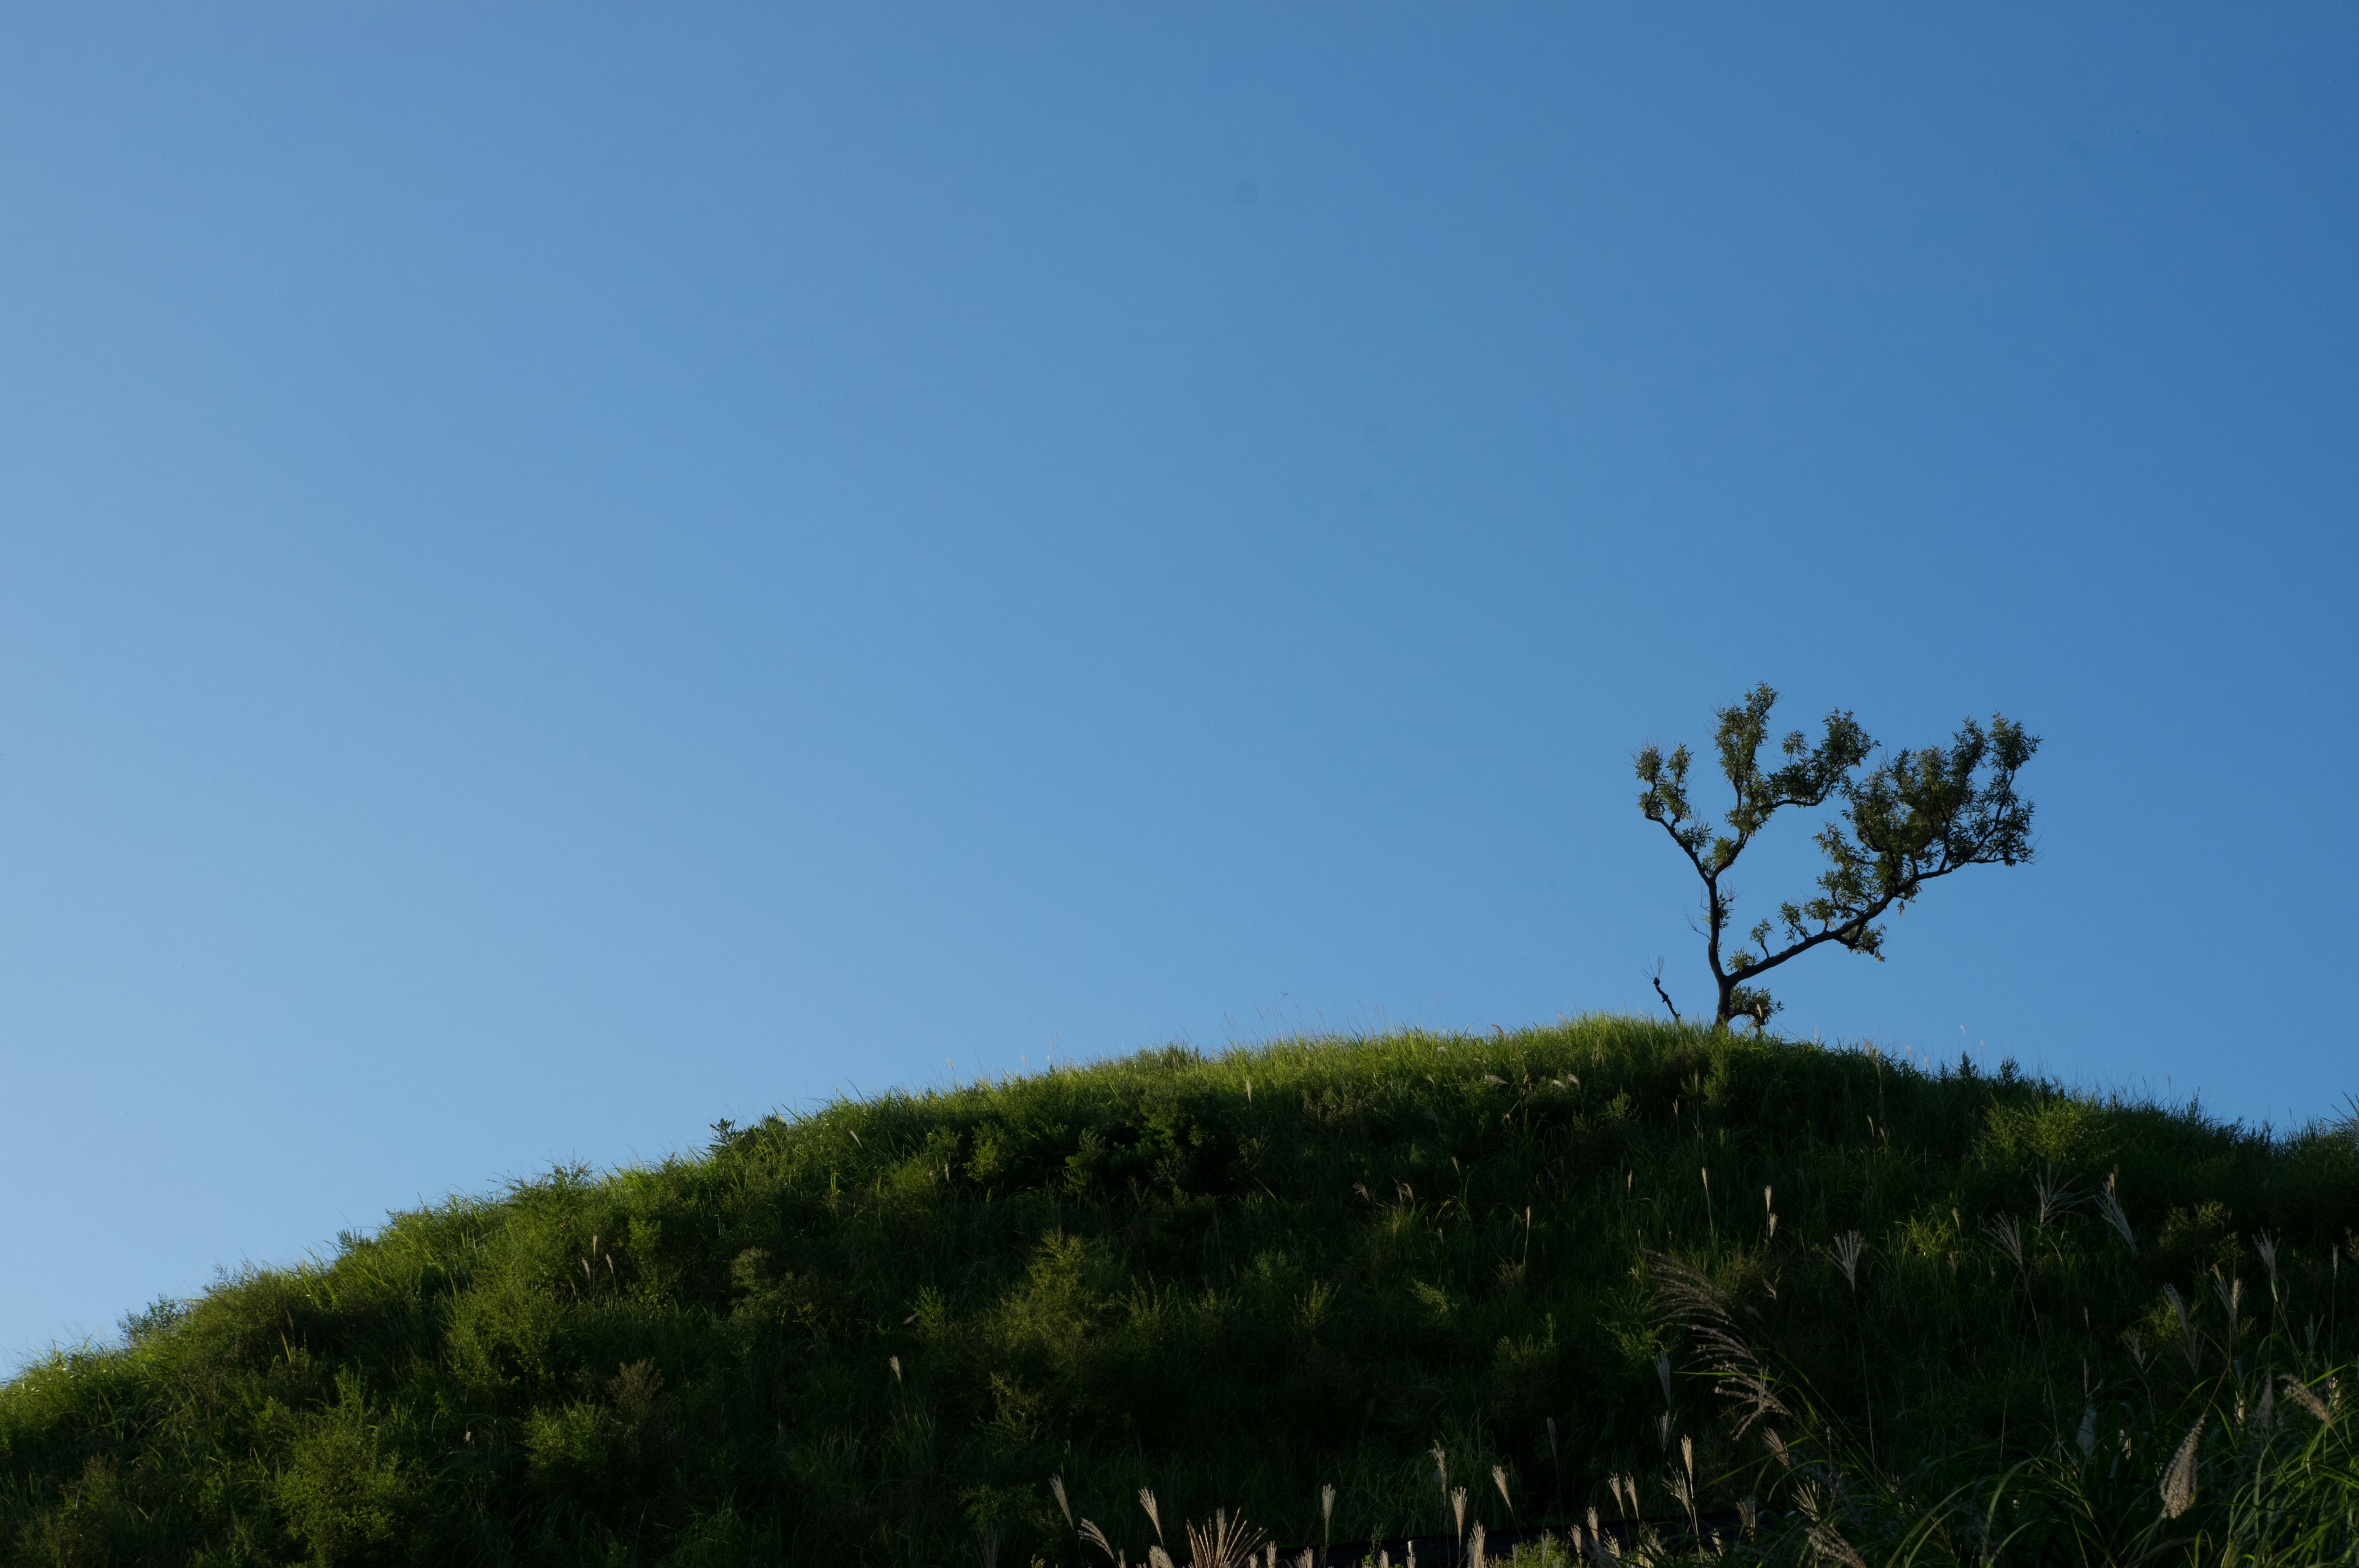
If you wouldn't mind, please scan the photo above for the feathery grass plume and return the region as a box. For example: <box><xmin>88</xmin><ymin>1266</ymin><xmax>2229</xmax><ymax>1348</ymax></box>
<box><xmin>1828</xmin><ymin>1231</ymin><xmax>1880</xmax><ymax>1464</ymax></box>
<box><xmin>1492</xmin><ymin>1463</ymin><xmax>1513</xmax><ymax>1519</ymax></box>
<box><xmin>1183</xmin><ymin>1509</ymin><xmax>1266</xmax><ymax>1568</ymax></box>
<box><xmin>2162</xmin><ymin>1282</ymin><xmax>2201</xmax><ymax>1374</ymax></box>
<box><xmin>1793</xmin><ymin>1483</ymin><xmax>1866</xmax><ymax>1568</ymax></box>
<box><xmin>2212</xmin><ymin>1266</ymin><xmax>2244</xmax><ymax>1337</ymax></box>
<box><xmin>1450</xmin><ymin>1484</ymin><xmax>1466</xmax><ymax>1553</ymax></box>
<box><xmin>888</xmin><ymin>1354</ymin><xmax>902</xmax><ymax>1386</ymax></box>
<box><xmin>2255</xmin><ymin>1230</ymin><xmax>2282</xmax><ymax>1311</ymax></box>
<box><xmin>1805</xmin><ymin>1522</ymin><xmax>1866</xmax><ymax>1568</ymax></box>
<box><xmin>1735</xmin><ymin>1497</ymin><xmax>1758</xmax><ymax>1537</ymax></box>
<box><xmin>1665</xmin><ymin>1461</ymin><xmax>1694</xmax><ymax>1541</ymax></box>
<box><xmin>1079</xmin><ymin>1519</ymin><xmax>1117</xmax><ymax>1564</ymax></box>
<box><xmin>1431</xmin><ymin>1443</ymin><xmax>1449</xmax><ymax>1529</ymax></box>
<box><xmin>2032</xmin><ymin>1164</ymin><xmax>2082</xmax><ymax>1228</ymax></box>
<box><xmin>1468</xmin><ymin>1521</ymin><xmax>1486</xmax><ymax>1568</ymax></box>
<box><xmin>1139</xmin><ymin>1488</ymin><xmax>1164</xmax><ymax>1547</ymax></box>
<box><xmin>1981</xmin><ymin>1208</ymin><xmax>2047</xmax><ymax>1418</ymax></box>
<box><xmin>976</xmin><ymin>1523</ymin><xmax>1004</xmax><ymax>1568</ymax></box>
<box><xmin>1296</xmin><ymin>1554</ymin><xmax>1313</xmax><ymax>1568</ymax></box>
<box><xmin>1645</xmin><ymin>1250</ymin><xmax>1791</xmax><ymax>1439</ymax></box>
<box><xmin>1983</xmin><ymin>1212</ymin><xmax>2024</xmax><ymax>1271</ymax></box>
<box><xmin>2161</xmin><ymin>1414</ymin><xmax>2204</xmax><ymax>1519</ymax></box>
<box><xmin>1052</xmin><ymin>1474</ymin><xmax>1073</xmax><ymax>1532</ymax></box>
<box><xmin>1320</xmin><ymin>1482</ymin><xmax>1334</xmax><ymax>1551</ymax></box>
<box><xmin>1147</xmin><ymin>1548</ymin><xmax>1175</xmax><ymax>1568</ymax></box>
<box><xmin>2283</xmin><ymin>1373</ymin><xmax>2334</xmax><ymax>1426</ymax></box>
<box><xmin>1830</xmin><ymin>1231</ymin><xmax>1864</xmax><ymax>1289</ymax></box>
<box><xmin>1764</xmin><ymin>1185</ymin><xmax>1777</xmax><ymax>1241</ymax></box>
<box><xmin>2095</xmin><ymin>1172</ymin><xmax>2137</xmax><ymax>1255</ymax></box>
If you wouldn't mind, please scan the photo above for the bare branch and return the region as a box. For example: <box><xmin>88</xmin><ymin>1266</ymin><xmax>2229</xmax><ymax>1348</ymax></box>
<box><xmin>1648</xmin><ymin>962</ymin><xmax>1683</xmax><ymax>1024</ymax></box>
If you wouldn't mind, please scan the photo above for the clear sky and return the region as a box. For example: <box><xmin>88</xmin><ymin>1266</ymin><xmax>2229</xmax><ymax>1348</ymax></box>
<box><xmin>2</xmin><ymin>6</ymin><xmax>2352</xmax><ymax>1363</ymax></box>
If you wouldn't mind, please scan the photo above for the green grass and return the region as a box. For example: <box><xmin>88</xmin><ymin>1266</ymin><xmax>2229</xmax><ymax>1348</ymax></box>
<box><xmin>3</xmin><ymin>1018</ymin><xmax>2354</xmax><ymax>1566</ymax></box>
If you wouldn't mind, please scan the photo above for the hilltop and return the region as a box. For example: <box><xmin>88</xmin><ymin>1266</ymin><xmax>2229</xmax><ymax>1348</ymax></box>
<box><xmin>3</xmin><ymin>1018</ymin><xmax>2353</xmax><ymax>1566</ymax></box>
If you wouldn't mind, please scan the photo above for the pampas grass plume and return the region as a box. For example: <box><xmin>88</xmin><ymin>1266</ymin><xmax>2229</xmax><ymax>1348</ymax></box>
<box><xmin>2161</xmin><ymin>1415</ymin><xmax>2204</xmax><ymax>1519</ymax></box>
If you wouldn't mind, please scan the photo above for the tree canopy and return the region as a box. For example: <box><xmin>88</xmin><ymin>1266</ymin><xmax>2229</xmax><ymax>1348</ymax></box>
<box><xmin>1636</xmin><ymin>684</ymin><xmax>2038</xmax><ymax>1029</ymax></box>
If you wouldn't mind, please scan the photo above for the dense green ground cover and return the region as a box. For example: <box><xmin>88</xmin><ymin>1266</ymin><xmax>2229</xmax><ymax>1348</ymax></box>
<box><xmin>3</xmin><ymin>1019</ymin><xmax>2353</xmax><ymax>1566</ymax></box>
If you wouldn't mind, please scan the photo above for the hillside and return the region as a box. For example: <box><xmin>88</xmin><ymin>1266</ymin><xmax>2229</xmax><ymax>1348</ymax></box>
<box><xmin>4</xmin><ymin>1019</ymin><xmax>2354</xmax><ymax>1566</ymax></box>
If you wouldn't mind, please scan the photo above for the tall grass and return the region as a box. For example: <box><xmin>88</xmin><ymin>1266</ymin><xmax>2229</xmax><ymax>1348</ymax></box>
<box><xmin>1</xmin><ymin>1018</ymin><xmax>2352</xmax><ymax>1565</ymax></box>
<box><xmin>1640</xmin><ymin>1243</ymin><xmax>2358</xmax><ymax>1566</ymax></box>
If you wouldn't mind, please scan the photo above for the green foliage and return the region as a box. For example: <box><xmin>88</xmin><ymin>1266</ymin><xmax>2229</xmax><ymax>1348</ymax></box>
<box><xmin>1</xmin><ymin>1020</ymin><xmax>2351</xmax><ymax>1566</ymax></box>
<box><xmin>1637</xmin><ymin>685</ymin><xmax>2038</xmax><ymax>1028</ymax></box>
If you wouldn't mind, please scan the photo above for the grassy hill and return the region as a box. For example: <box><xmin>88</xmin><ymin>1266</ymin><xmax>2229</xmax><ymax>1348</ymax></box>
<box><xmin>4</xmin><ymin>1018</ymin><xmax>2354</xmax><ymax>1566</ymax></box>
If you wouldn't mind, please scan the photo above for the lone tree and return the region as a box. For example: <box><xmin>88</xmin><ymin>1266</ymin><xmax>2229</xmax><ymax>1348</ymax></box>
<box><xmin>1636</xmin><ymin>684</ymin><xmax>2038</xmax><ymax>1031</ymax></box>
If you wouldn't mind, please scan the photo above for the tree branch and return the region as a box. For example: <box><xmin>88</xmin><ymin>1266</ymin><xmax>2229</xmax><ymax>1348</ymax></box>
<box><xmin>1737</xmin><ymin>895</ymin><xmax>1896</xmax><ymax>981</ymax></box>
<box><xmin>1649</xmin><ymin>967</ymin><xmax>1683</xmax><ymax>1024</ymax></box>
<box><xmin>1646</xmin><ymin>809</ymin><xmax>1713</xmax><ymax>881</ymax></box>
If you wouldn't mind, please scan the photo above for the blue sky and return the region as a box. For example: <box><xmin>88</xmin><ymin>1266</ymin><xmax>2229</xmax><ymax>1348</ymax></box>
<box><xmin>1</xmin><ymin>6</ymin><xmax>2352</xmax><ymax>1362</ymax></box>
